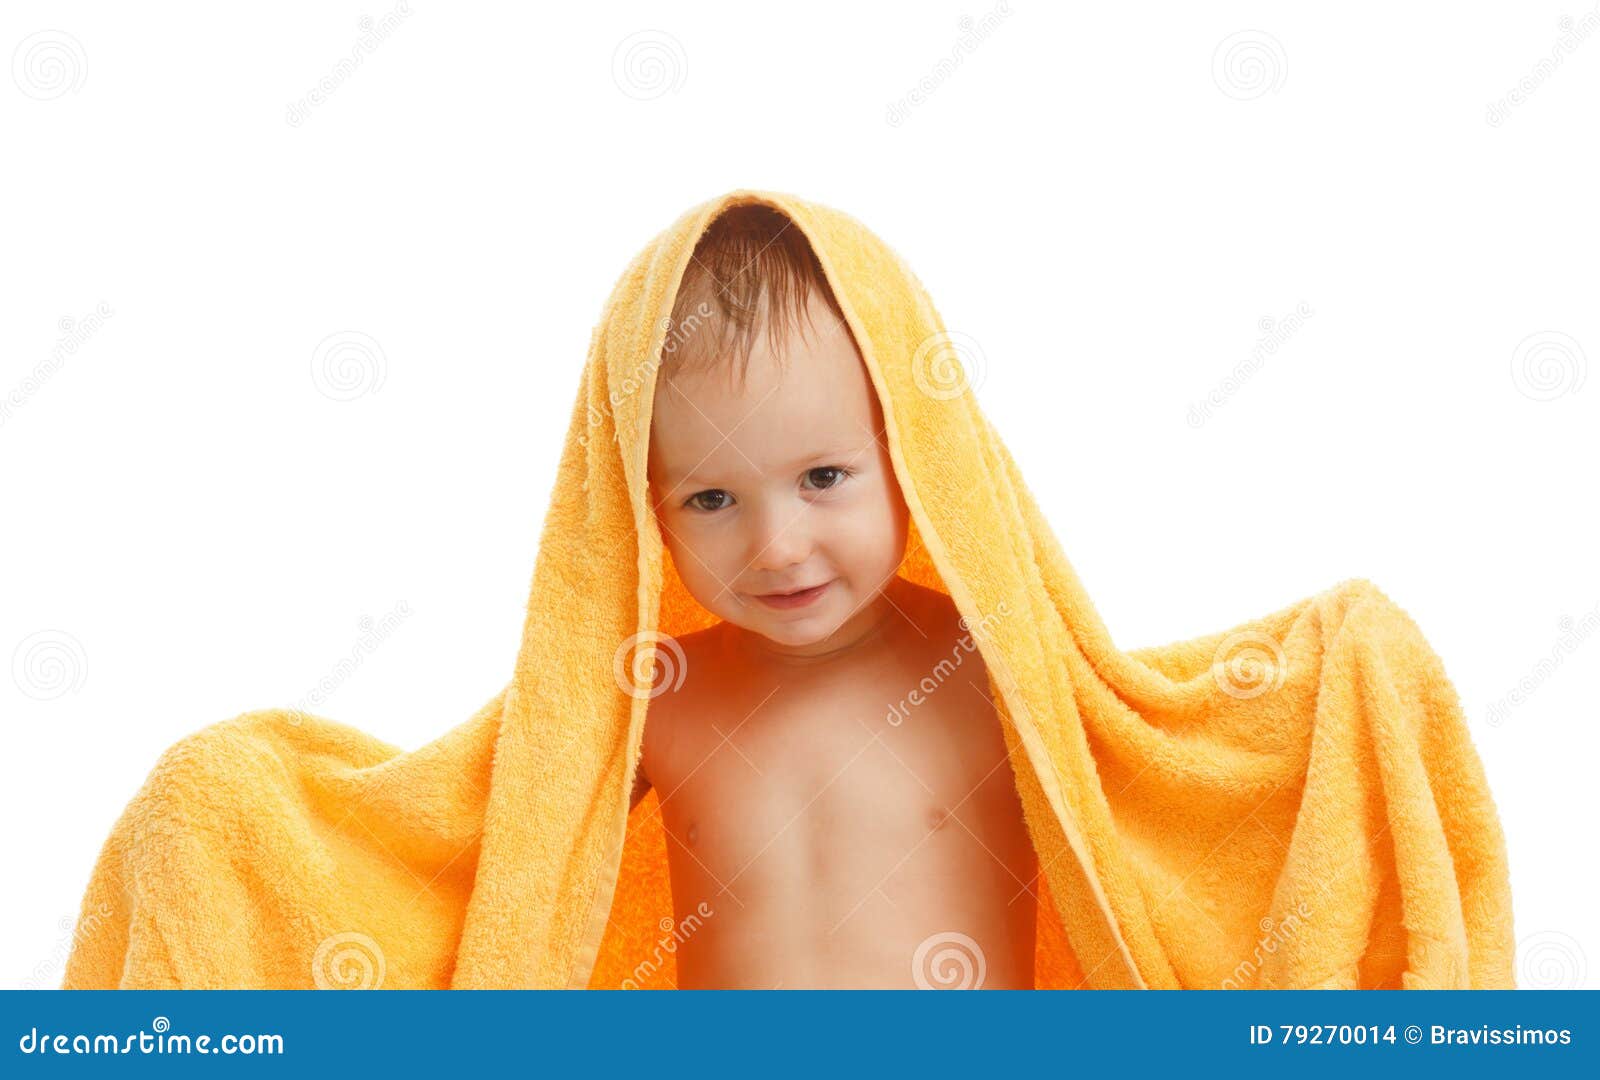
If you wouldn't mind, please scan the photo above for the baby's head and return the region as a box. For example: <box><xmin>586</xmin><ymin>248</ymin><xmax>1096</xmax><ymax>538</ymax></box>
<box><xmin>648</xmin><ymin>205</ymin><xmax>911</xmax><ymax>656</ymax></box>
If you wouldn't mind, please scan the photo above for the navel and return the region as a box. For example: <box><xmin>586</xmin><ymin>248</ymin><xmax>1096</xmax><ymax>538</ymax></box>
<box><xmin>925</xmin><ymin>806</ymin><xmax>950</xmax><ymax>832</ymax></box>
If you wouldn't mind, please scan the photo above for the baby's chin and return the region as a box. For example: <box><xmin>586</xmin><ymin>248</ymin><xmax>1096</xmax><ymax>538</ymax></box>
<box><xmin>742</xmin><ymin>615</ymin><xmax>835</xmax><ymax>648</ymax></box>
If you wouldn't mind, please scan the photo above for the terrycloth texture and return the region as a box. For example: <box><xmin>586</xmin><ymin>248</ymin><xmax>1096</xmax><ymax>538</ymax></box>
<box><xmin>62</xmin><ymin>188</ymin><xmax>1515</xmax><ymax>990</ymax></box>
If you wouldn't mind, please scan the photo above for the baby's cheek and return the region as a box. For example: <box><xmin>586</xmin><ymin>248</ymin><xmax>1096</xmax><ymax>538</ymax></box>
<box><xmin>672</xmin><ymin>537</ymin><xmax>733</xmax><ymax>600</ymax></box>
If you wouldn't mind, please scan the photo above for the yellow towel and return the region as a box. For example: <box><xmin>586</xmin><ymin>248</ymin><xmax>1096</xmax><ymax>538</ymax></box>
<box><xmin>62</xmin><ymin>188</ymin><xmax>1515</xmax><ymax>990</ymax></box>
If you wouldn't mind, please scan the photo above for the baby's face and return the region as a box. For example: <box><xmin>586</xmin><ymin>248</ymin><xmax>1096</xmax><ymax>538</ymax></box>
<box><xmin>648</xmin><ymin>294</ymin><xmax>910</xmax><ymax>652</ymax></box>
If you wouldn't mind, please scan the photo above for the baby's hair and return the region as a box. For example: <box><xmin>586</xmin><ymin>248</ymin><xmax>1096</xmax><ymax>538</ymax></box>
<box><xmin>661</xmin><ymin>204</ymin><xmax>850</xmax><ymax>385</ymax></box>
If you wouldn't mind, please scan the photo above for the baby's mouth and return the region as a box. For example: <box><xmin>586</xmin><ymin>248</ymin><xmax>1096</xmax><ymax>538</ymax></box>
<box><xmin>751</xmin><ymin>580</ymin><xmax>834</xmax><ymax>609</ymax></box>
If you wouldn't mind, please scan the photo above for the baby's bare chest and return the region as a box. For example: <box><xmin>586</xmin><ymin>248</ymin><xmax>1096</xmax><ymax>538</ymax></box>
<box><xmin>642</xmin><ymin>659</ymin><xmax>1024</xmax><ymax>877</ymax></box>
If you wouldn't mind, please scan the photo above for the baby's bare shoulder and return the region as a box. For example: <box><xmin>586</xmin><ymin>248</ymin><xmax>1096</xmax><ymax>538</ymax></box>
<box><xmin>639</xmin><ymin>623</ymin><xmax>724</xmax><ymax>770</ymax></box>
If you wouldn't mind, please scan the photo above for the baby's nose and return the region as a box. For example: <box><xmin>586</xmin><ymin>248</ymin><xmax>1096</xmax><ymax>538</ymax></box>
<box><xmin>746</xmin><ymin>501</ymin><xmax>813</xmax><ymax>571</ymax></box>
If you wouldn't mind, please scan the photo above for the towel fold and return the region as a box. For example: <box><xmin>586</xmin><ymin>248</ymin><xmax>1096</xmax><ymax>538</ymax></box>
<box><xmin>63</xmin><ymin>188</ymin><xmax>1514</xmax><ymax>989</ymax></box>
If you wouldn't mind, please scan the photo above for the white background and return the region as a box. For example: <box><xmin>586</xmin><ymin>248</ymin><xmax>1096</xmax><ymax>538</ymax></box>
<box><xmin>3</xmin><ymin>2</ymin><xmax>1595</xmax><ymax>990</ymax></box>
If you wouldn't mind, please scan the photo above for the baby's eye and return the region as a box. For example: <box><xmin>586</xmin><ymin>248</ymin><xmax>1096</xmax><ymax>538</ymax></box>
<box><xmin>805</xmin><ymin>466</ymin><xmax>850</xmax><ymax>491</ymax></box>
<box><xmin>685</xmin><ymin>489</ymin><xmax>732</xmax><ymax>512</ymax></box>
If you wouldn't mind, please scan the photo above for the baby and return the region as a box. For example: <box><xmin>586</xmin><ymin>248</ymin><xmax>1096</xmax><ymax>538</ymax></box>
<box><xmin>631</xmin><ymin>206</ymin><xmax>1038</xmax><ymax>989</ymax></box>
